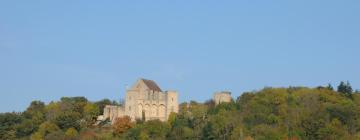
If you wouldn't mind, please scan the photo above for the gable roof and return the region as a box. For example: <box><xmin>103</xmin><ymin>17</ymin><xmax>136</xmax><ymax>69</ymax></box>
<box><xmin>139</xmin><ymin>79</ymin><xmax>162</xmax><ymax>92</ymax></box>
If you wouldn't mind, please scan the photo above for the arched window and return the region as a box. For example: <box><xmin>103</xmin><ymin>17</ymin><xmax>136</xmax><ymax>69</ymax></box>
<box><xmin>159</xmin><ymin>105</ymin><xmax>166</xmax><ymax>118</ymax></box>
<box><xmin>151</xmin><ymin>104</ymin><xmax>157</xmax><ymax>117</ymax></box>
<box><xmin>138</xmin><ymin>104</ymin><xmax>143</xmax><ymax>118</ymax></box>
<box><xmin>145</xmin><ymin>104</ymin><xmax>150</xmax><ymax>118</ymax></box>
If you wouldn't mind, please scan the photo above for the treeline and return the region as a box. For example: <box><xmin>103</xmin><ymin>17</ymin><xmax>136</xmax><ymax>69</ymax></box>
<box><xmin>0</xmin><ymin>97</ymin><xmax>119</xmax><ymax>140</ymax></box>
<box><xmin>1</xmin><ymin>82</ymin><xmax>360</xmax><ymax>140</ymax></box>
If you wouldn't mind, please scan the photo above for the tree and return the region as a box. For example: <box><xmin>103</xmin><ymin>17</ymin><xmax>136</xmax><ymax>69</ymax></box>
<box><xmin>251</xmin><ymin>124</ymin><xmax>284</xmax><ymax>140</ymax></box>
<box><xmin>0</xmin><ymin>112</ymin><xmax>22</xmax><ymax>139</ymax></box>
<box><xmin>125</xmin><ymin>120</ymin><xmax>170</xmax><ymax>139</ymax></box>
<box><xmin>122</xmin><ymin>126</ymin><xmax>149</xmax><ymax>140</ymax></box>
<box><xmin>44</xmin><ymin>130</ymin><xmax>65</xmax><ymax>140</ymax></box>
<box><xmin>65</xmin><ymin>127</ymin><xmax>78</xmax><ymax>140</ymax></box>
<box><xmin>78</xmin><ymin>129</ymin><xmax>98</xmax><ymax>140</ymax></box>
<box><xmin>337</xmin><ymin>81</ymin><xmax>353</xmax><ymax>98</ymax></box>
<box><xmin>54</xmin><ymin>111</ymin><xmax>81</xmax><ymax>130</ymax></box>
<box><xmin>142</xmin><ymin>120</ymin><xmax>170</xmax><ymax>139</ymax></box>
<box><xmin>45</xmin><ymin>101</ymin><xmax>61</xmax><ymax>121</ymax></box>
<box><xmin>230</xmin><ymin>126</ymin><xmax>245</xmax><ymax>140</ymax></box>
<box><xmin>169</xmin><ymin>126</ymin><xmax>194</xmax><ymax>140</ymax></box>
<box><xmin>30</xmin><ymin>132</ymin><xmax>43</xmax><ymax>140</ymax></box>
<box><xmin>167</xmin><ymin>112</ymin><xmax>177</xmax><ymax>126</ymax></box>
<box><xmin>27</xmin><ymin>101</ymin><xmax>45</xmax><ymax>112</ymax></box>
<box><xmin>204</xmin><ymin>99</ymin><xmax>216</xmax><ymax>109</ymax></box>
<box><xmin>236</xmin><ymin>92</ymin><xmax>255</xmax><ymax>111</ymax></box>
<box><xmin>327</xmin><ymin>83</ymin><xmax>334</xmax><ymax>91</ymax></box>
<box><xmin>318</xmin><ymin>119</ymin><xmax>350</xmax><ymax>140</ymax></box>
<box><xmin>95</xmin><ymin>99</ymin><xmax>112</xmax><ymax>114</ymax></box>
<box><xmin>301</xmin><ymin>118</ymin><xmax>325</xmax><ymax>140</ymax></box>
<box><xmin>16</xmin><ymin>119</ymin><xmax>36</xmax><ymax>137</ymax></box>
<box><xmin>30</xmin><ymin>121</ymin><xmax>61</xmax><ymax>140</ymax></box>
<box><xmin>205</xmin><ymin>110</ymin><xmax>239</xmax><ymax>139</ymax></box>
<box><xmin>23</xmin><ymin>101</ymin><xmax>46</xmax><ymax>129</ymax></box>
<box><xmin>187</xmin><ymin>101</ymin><xmax>208</xmax><ymax>138</ymax></box>
<box><xmin>60</xmin><ymin>97</ymin><xmax>88</xmax><ymax>115</ymax></box>
<box><xmin>83</xmin><ymin>103</ymin><xmax>100</xmax><ymax>125</ymax></box>
<box><xmin>113</xmin><ymin>116</ymin><xmax>134</xmax><ymax>135</ymax></box>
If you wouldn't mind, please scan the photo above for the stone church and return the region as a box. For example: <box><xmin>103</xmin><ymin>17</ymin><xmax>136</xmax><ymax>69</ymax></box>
<box><xmin>97</xmin><ymin>79</ymin><xmax>179</xmax><ymax>123</ymax></box>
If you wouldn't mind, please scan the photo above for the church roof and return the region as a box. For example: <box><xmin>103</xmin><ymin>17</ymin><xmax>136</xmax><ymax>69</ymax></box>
<box><xmin>140</xmin><ymin>79</ymin><xmax>162</xmax><ymax>92</ymax></box>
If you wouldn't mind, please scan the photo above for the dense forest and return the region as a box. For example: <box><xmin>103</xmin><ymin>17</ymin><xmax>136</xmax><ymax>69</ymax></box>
<box><xmin>1</xmin><ymin>81</ymin><xmax>360</xmax><ymax>140</ymax></box>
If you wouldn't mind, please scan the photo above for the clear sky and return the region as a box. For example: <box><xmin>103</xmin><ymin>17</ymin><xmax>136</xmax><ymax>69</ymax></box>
<box><xmin>1</xmin><ymin>1</ymin><xmax>359</xmax><ymax>112</ymax></box>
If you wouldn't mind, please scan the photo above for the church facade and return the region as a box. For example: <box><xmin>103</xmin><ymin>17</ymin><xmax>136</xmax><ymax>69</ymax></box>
<box><xmin>98</xmin><ymin>79</ymin><xmax>179</xmax><ymax>123</ymax></box>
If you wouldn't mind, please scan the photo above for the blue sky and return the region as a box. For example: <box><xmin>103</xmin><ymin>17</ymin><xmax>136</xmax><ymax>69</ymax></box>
<box><xmin>0</xmin><ymin>1</ymin><xmax>359</xmax><ymax>112</ymax></box>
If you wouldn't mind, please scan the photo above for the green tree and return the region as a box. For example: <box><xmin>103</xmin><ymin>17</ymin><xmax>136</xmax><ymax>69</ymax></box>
<box><xmin>83</xmin><ymin>102</ymin><xmax>100</xmax><ymax>125</ymax></box>
<box><xmin>30</xmin><ymin>132</ymin><xmax>43</xmax><ymax>140</ymax></box>
<box><xmin>337</xmin><ymin>81</ymin><xmax>353</xmax><ymax>98</ymax></box>
<box><xmin>54</xmin><ymin>111</ymin><xmax>81</xmax><ymax>130</ymax></box>
<box><xmin>60</xmin><ymin>97</ymin><xmax>88</xmax><ymax>115</ymax></box>
<box><xmin>167</xmin><ymin>112</ymin><xmax>177</xmax><ymax>126</ymax></box>
<box><xmin>45</xmin><ymin>101</ymin><xmax>61</xmax><ymax>121</ymax></box>
<box><xmin>0</xmin><ymin>112</ymin><xmax>22</xmax><ymax>139</ymax></box>
<box><xmin>26</xmin><ymin>101</ymin><xmax>45</xmax><ymax>112</ymax></box>
<box><xmin>318</xmin><ymin>119</ymin><xmax>350</xmax><ymax>140</ymax></box>
<box><xmin>229</xmin><ymin>126</ymin><xmax>245</xmax><ymax>140</ymax></box>
<box><xmin>124</xmin><ymin>120</ymin><xmax>170</xmax><ymax>139</ymax></box>
<box><xmin>23</xmin><ymin>101</ymin><xmax>46</xmax><ymax>131</ymax></box>
<box><xmin>95</xmin><ymin>99</ymin><xmax>112</xmax><ymax>114</ymax></box>
<box><xmin>15</xmin><ymin>119</ymin><xmax>36</xmax><ymax>137</ymax></box>
<box><xmin>188</xmin><ymin>101</ymin><xmax>208</xmax><ymax>138</ymax></box>
<box><xmin>122</xmin><ymin>126</ymin><xmax>149</xmax><ymax>140</ymax></box>
<box><xmin>169</xmin><ymin>126</ymin><xmax>194</xmax><ymax>140</ymax></box>
<box><xmin>327</xmin><ymin>83</ymin><xmax>334</xmax><ymax>91</ymax></box>
<box><xmin>44</xmin><ymin>130</ymin><xmax>65</xmax><ymax>140</ymax></box>
<box><xmin>251</xmin><ymin>124</ymin><xmax>284</xmax><ymax>140</ymax></box>
<box><xmin>204</xmin><ymin>110</ymin><xmax>239</xmax><ymax>140</ymax></box>
<box><xmin>65</xmin><ymin>127</ymin><xmax>78</xmax><ymax>140</ymax></box>
<box><xmin>30</xmin><ymin>121</ymin><xmax>60</xmax><ymax>140</ymax></box>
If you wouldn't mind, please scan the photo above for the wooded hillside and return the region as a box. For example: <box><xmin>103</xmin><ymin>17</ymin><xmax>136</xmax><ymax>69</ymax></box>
<box><xmin>1</xmin><ymin>82</ymin><xmax>360</xmax><ymax>140</ymax></box>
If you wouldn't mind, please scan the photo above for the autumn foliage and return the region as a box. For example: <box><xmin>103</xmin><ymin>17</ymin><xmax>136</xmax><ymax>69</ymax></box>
<box><xmin>112</xmin><ymin>116</ymin><xmax>134</xmax><ymax>135</ymax></box>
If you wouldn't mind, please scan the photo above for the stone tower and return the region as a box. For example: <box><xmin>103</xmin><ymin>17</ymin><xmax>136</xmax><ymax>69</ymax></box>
<box><xmin>213</xmin><ymin>91</ymin><xmax>232</xmax><ymax>105</ymax></box>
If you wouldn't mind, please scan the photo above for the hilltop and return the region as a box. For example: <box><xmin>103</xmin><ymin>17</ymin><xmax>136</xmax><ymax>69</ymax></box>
<box><xmin>1</xmin><ymin>82</ymin><xmax>360</xmax><ymax>140</ymax></box>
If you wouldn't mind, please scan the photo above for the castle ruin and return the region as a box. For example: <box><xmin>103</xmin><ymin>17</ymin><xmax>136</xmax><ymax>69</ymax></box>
<box><xmin>213</xmin><ymin>91</ymin><xmax>232</xmax><ymax>105</ymax></box>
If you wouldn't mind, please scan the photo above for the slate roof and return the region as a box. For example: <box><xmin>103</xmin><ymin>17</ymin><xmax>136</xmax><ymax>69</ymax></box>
<box><xmin>140</xmin><ymin>79</ymin><xmax>162</xmax><ymax>92</ymax></box>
